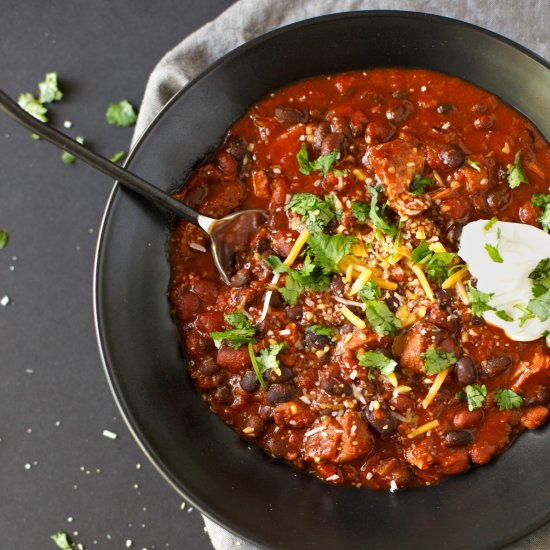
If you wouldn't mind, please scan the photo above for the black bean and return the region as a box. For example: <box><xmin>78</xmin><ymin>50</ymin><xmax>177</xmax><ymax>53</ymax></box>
<box><xmin>471</xmin><ymin>316</ymin><xmax>485</xmax><ymax>326</ymax></box>
<box><xmin>374</xmin><ymin>347</ymin><xmax>393</xmax><ymax>359</ymax></box>
<box><xmin>438</xmin><ymin>144</ymin><xmax>465</xmax><ymax>170</ymax></box>
<box><xmin>471</xmin><ymin>103</ymin><xmax>488</xmax><ymax>114</ymax></box>
<box><xmin>485</xmin><ymin>186</ymin><xmax>511</xmax><ymax>212</ymax></box>
<box><xmin>225</xmin><ymin>137</ymin><xmax>246</xmax><ymax>160</ymax></box>
<box><xmin>446</xmin><ymin>223</ymin><xmax>463</xmax><ymax>245</ymax></box>
<box><xmin>304</xmin><ymin>330</ymin><xmax>331</xmax><ymax>349</ymax></box>
<box><xmin>274</xmin><ymin>106</ymin><xmax>308</xmax><ymax>124</ymax></box>
<box><xmin>385</xmin><ymin>101</ymin><xmax>412</xmax><ymax>124</ymax></box>
<box><xmin>523</xmin><ymin>386</ymin><xmax>550</xmax><ymax>407</ymax></box>
<box><xmin>265</xmin><ymin>366</ymin><xmax>294</xmax><ymax>384</ymax></box>
<box><xmin>285</xmin><ymin>306</ymin><xmax>303</xmax><ymax>320</ymax></box>
<box><xmin>365</xmin><ymin>121</ymin><xmax>396</xmax><ymax>143</ymax></box>
<box><xmin>363</xmin><ymin>405</ymin><xmax>397</xmax><ymax>436</ymax></box>
<box><xmin>437</xmin><ymin>103</ymin><xmax>455</xmax><ymax>114</ymax></box>
<box><xmin>266</xmin><ymin>383</ymin><xmax>297</xmax><ymax>405</ymax></box>
<box><xmin>268</xmin><ymin>290</ymin><xmax>284</xmax><ymax>309</ymax></box>
<box><xmin>213</xmin><ymin>386</ymin><xmax>233</xmax><ymax>405</ymax></box>
<box><xmin>240</xmin><ymin>370</ymin><xmax>260</xmax><ymax>393</ymax></box>
<box><xmin>445</xmin><ymin>430</ymin><xmax>474</xmax><ymax>447</ymax></box>
<box><xmin>321</xmin><ymin>377</ymin><xmax>351</xmax><ymax>396</ymax></box>
<box><xmin>482</xmin><ymin>354</ymin><xmax>513</xmax><ymax>377</ymax></box>
<box><xmin>455</xmin><ymin>356</ymin><xmax>477</xmax><ymax>385</ymax></box>
<box><xmin>474</xmin><ymin>114</ymin><xmax>494</xmax><ymax>130</ymax></box>
<box><xmin>385</xmin><ymin>295</ymin><xmax>400</xmax><ymax>313</ymax></box>
<box><xmin>330</xmin><ymin>276</ymin><xmax>346</xmax><ymax>296</ymax></box>
<box><xmin>434</xmin><ymin>289</ymin><xmax>452</xmax><ymax>308</ymax></box>
<box><xmin>230</xmin><ymin>268</ymin><xmax>252</xmax><ymax>287</ymax></box>
<box><xmin>197</xmin><ymin>357</ymin><xmax>219</xmax><ymax>376</ymax></box>
<box><xmin>254</xmin><ymin>238</ymin><xmax>271</xmax><ymax>253</ymax></box>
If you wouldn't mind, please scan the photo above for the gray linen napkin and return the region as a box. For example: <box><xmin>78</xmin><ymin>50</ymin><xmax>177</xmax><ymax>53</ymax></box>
<box><xmin>131</xmin><ymin>1</ymin><xmax>550</xmax><ymax>548</ymax></box>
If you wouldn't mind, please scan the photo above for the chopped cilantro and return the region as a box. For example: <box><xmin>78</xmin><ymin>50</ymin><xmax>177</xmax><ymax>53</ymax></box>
<box><xmin>526</xmin><ymin>258</ymin><xmax>550</xmax><ymax>322</ymax></box>
<box><xmin>296</xmin><ymin>143</ymin><xmax>341</xmax><ymax>176</ymax></box>
<box><xmin>364</xmin><ymin>300</ymin><xmax>401</xmax><ymax>337</ymax></box>
<box><xmin>307</xmin><ymin>233</ymin><xmax>356</xmax><ymax>274</ymax></box>
<box><xmin>61</xmin><ymin>136</ymin><xmax>84</xmax><ymax>165</ymax></box>
<box><xmin>358</xmin><ymin>280</ymin><xmax>381</xmax><ymax>302</ymax></box>
<box><xmin>544</xmin><ymin>331</ymin><xmax>550</xmax><ymax>347</ymax></box>
<box><xmin>467</xmin><ymin>283</ymin><xmax>496</xmax><ymax>317</ymax></box>
<box><xmin>248</xmin><ymin>343</ymin><xmax>267</xmax><ymax>391</ymax></box>
<box><xmin>494</xmin><ymin>387</ymin><xmax>523</xmax><ymax>411</ymax></box>
<box><xmin>286</xmin><ymin>193</ymin><xmax>336</xmax><ymax>232</ymax></box>
<box><xmin>210</xmin><ymin>311</ymin><xmax>256</xmax><ymax>349</ymax></box>
<box><xmin>485</xmin><ymin>243</ymin><xmax>503</xmax><ymax>263</ymax></box>
<box><xmin>38</xmin><ymin>72</ymin><xmax>63</xmax><ymax>104</ymax></box>
<box><xmin>421</xmin><ymin>346</ymin><xmax>457</xmax><ymax>375</ymax></box>
<box><xmin>514</xmin><ymin>304</ymin><xmax>535</xmax><ymax>327</ymax></box>
<box><xmin>17</xmin><ymin>92</ymin><xmax>48</xmax><ymax>122</ymax></box>
<box><xmin>110</xmin><ymin>150</ymin><xmax>126</xmax><ymax>163</ymax></box>
<box><xmin>410</xmin><ymin>174</ymin><xmax>435</xmax><ymax>196</ymax></box>
<box><xmin>357</xmin><ymin>350</ymin><xmax>397</xmax><ymax>377</ymax></box>
<box><xmin>527</xmin><ymin>292</ymin><xmax>550</xmax><ymax>322</ymax></box>
<box><xmin>507</xmin><ymin>151</ymin><xmax>528</xmax><ymax>189</ymax></box>
<box><xmin>106</xmin><ymin>99</ymin><xmax>138</xmax><ymax>127</ymax></box>
<box><xmin>325</xmin><ymin>193</ymin><xmax>343</xmax><ymax>221</ymax></box>
<box><xmin>496</xmin><ymin>310</ymin><xmax>513</xmax><ymax>322</ymax></box>
<box><xmin>463</xmin><ymin>384</ymin><xmax>487</xmax><ymax>411</ymax></box>
<box><xmin>51</xmin><ymin>531</ymin><xmax>73</xmax><ymax>550</ymax></box>
<box><xmin>411</xmin><ymin>240</ymin><xmax>431</xmax><ymax>264</ymax></box>
<box><xmin>0</xmin><ymin>229</ymin><xmax>8</xmax><ymax>249</ymax></box>
<box><xmin>531</xmin><ymin>193</ymin><xmax>550</xmax><ymax>232</ymax></box>
<box><xmin>365</xmin><ymin>185</ymin><xmax>398</xmax><ymax>238</ymax></box>
<box><xmin>351</xmin><ymin>201</ymin><xmax>370</xmax><ymax>223</ymax></box>
<box><xmin>256</xmin><ymin>342</ymin><xmax>287</xmax><ymax>373</ymax></box>
<box><xmin>307</xmin><ymin>325</ymin><xmax>335</xmax><ymax>338</ymax></box>
<box><xmin>484</xmin><ymin>217</ymin><xmax>498</xmax><ymax>231</ymax></box>
<box><xmin>466</xmin><ymin>159</ymin><xmax>482</xmax><ymax>172</ymax></box>
<box><xmin>411</xmin><ymin>240</ymin><xmax>457</xmax><ymax>284</ymax></box>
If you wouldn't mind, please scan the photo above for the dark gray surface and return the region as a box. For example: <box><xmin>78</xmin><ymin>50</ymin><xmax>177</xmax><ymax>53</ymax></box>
<box><xmin>0</xmin><ymin>2</ymin><xmax>234</xmax><ymax>548</ymax></box>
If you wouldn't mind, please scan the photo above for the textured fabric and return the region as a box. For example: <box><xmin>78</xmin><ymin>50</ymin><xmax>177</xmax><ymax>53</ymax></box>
<box><xmin>131</xmin><ymin>1</ymin><xmax>550</xmax><ymax>548</ymax></box>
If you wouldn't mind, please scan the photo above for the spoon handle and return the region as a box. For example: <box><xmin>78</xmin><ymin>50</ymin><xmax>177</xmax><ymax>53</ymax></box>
<box><xmin>0</xmin><ymin>89</ymin><xmax>203</xmax><ymax>224</ymax></box>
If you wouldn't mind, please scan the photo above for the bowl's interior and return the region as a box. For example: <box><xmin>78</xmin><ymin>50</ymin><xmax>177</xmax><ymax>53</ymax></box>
<box><xmin>95</xmin><ymin>12</ymin><xmax>550</xmax><ymax>550</ymax></box>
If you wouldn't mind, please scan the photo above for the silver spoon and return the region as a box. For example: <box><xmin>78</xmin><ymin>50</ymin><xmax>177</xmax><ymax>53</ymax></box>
<box><xmin>0</xmin><ymin>89</ymin><xmax>266</xmax><ymax>285</ymax></box>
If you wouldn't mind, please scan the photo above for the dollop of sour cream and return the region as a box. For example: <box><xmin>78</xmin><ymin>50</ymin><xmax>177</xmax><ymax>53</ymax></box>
<box><xmin>458</xmin><ymin>220</ymin><xmax>550</xmax><ymax>342</ymax></box>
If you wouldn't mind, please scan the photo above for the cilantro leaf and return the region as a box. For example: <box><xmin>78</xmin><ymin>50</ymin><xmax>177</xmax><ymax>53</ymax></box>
<box><xmin>514</xmin><ymin>304</ymin><xmax>536</xmax><ymax>327</ymax></box>
<box><xmin>351</xmin><ymin>201</ymin><xmax>370</xmax><ymax>223</ymax></box>
<box><xmin>411</xmin><ymin>240</ymin><xmax>431</xmax><ymax>264</ymax></box>
<box><xmin>531</xmin><ymin>194</ymin><xmax>550</xmax><ymax>232</ymax></box>
<box><xmin>463</xmin><ymin>384</ymin><xmax>487</xmax><ymax>411</ymax></box>
<box><xmin>210</xmin><ymin>311</ymin><xmax>256</xmax><ymax>349</ymax></box>
<box><xmin>357</xmin><ymin>350</ymin><xmax>397</xmax><ymax>376</ymax></box>
<box><xmin>358</xmin><ymin>280</ymin><xmax>381</xmax><ymax>302</ymax></box>
<box><xmin>410</xmin><ymin>174</ymin><xmax>434</xmax><ymax>196</ymax></box>
<box><xmin>466</xmin><ymin>159</ymin><xmax>482</xmax><ymax>172</ymax></box>
<box><xmin>485</xmin><ymin>243</ymin><xmax>503</xmax><ymax>263</ymax></box>
<box><xmin>17</xmin><ymin>92</ymin><xmax>48</xmax><ymax>122</ymax></box>
<box><xmin>51</xmin><ymin>531</ymin><xmax>73</xmax><ymax>550</ymax></box>
<box><xmin>110</xmin><ymin>150</ymin><xmax>126</xmax><ymax>163</ymax></box>
<box><xmin>529</xmin><ymin>258</ymin><xmax>550</xmax><ymax>296</ymax></box>
<box><xmin>248</xmin><ymin>343</ymin><xmax>267</xmax><ymax>391</ymax></box>
<box><xmin>496</xmin><ymin>310</ymin><xmax>513</xmax><ymax>322</ymax></box>
<box><xmin>307</xmin><ymin>325</ymin><xmax>335</xmax><ymax>338</ymax></box>
<box><xmin>106</xmin><ymin>99</ymin><xmax>138</xmax><ymax>127</ymax></box>
<box><xmin>286</xmin><ymin>193</ymin><xmax>336</xmax><ymax>232</ymax></box>
<box><xmin>467</xmin><ymin>283</ymin><xmax>496</xmax><ymax>317</ymax></box>
<box><xmin>0</xmin><ymin>229</ymin><xmax>8</xmax><ymax>249</ymax></box>
<box><xmin>527</xmin><ymin>291</ymin><xmax>550</xmax><ymax>322</ymax></box>
<box><xmin>61</xmin><ymin>136</ymin><xmax>84</xmax><ymax>165</ymax></box>
<box><xmin>38</xmin><ymin>72</ymin><xmax>63</xmax><ymax>103</ymax></box>
<box><xmin>544</xmin><ymin>331</ymin><xmax>550</xmax><ymax>347</ymax></box>
<box><xmin>411</xmin><ymin>241</ymin><xmax>457</xmax><ymax>284</ymax></box>
<box><xmin>421</xmin><ymin>346</ymin><xmax>457</xmax><ymax>375</ymax></box>
<box><xmin>507</xmin><ymin>151</ymin><xmax>528</xmax><ymax>189</ymax></box>
<box><xmin>365</xmin><ymin>186</ymin><xmax>398</xmax><ymax>238</ymax></box>
<box><xmin>256</xmin><ymin>342</ymin><xmax>287</xmax><ymax>373</ymax></box>
<box><xmin>494</xmin><ymin>387</ymin><xmax>523</xmax><ymax>411</ymax></box>
<box><xmin>296</xmin><ymin>143</ymin><xmax>340</xmax><ymax>176</ymax></box>
<box><xmin>484</xmin><ymin>217</ymin><xmax>498</xmax><ymax>231</ymax></box>
<box><xmin>306</xmin><ymin>233</ymin><xmax>356</xmax><ymax>274</ymax></box>
<box><xmin>364</xmin><ymin>300</ymin><xmax>401</xmax><ymax>337</ymax></box>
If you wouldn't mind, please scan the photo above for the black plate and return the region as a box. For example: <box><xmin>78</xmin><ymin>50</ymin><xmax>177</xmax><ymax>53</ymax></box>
<box><xmin>94</xmin><ymin>11</ymin><xmax>550</xmax><ymax>550</ymax></box>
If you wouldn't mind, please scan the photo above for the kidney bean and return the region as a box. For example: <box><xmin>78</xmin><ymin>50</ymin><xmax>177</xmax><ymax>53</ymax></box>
<box><xmin>240</xmin><ymin>370</ymin><xmax>260</xmax><ymax>392</ymax></box>
<box><xmin>385</xmin><ymin>101</ymin><xmax>412</xmax><ymax>124</ymax></box>
<box><xmin>519</xmin><ymin>201</ymin><xmax>541</xmax><ymax>225</ymax></box>
<box><xmin>438</xmin><ymin>144</ymin><xmax>465</xmax><ymax>170</ymax></box>
<box><xmin>453</xmin><ymin>408</ymin><xmax>483</xmax><ymax>429</ymax></box>
<box><xmin>274</xmin><ymin>105</ymin><xmax>308</xmax><ymax>124</ymax></box>
<box><xmin>389</xmin><ymin>394</ymin><xmax>414</xmax><ymax>414</ymax></box>
<box><xmin>321</xmin><ymin>133</ymin><xmax>346</xmax><ymax>156</ymax></box>
<box><xmin>470</xmin><ymin>316</ymin><xmax>485</xmax><ymax>326</ymax></box>
<box><xmin>174</xmin><ymin>291</ymin><xmax>199</xmax><ymax>323</ymax></box>
<box><xmin>285</xmin><ymin>306</ymin><xmax>303</xmax><ymax>320</ymax></box>
<box><xmin>523</xmin><ymin>386</ymin><xmax>550</xmax><ymax>407</ymax></box>
<box><xmin>266</xmin><ymin>383</ymin><xmax>297</xmax><ymax>405</ymax></box>
<box><xmin>365</xmin><ymin>121</ymin><xmax>395</xmax><ymax>143</ymax></box>
<box><xmin>216</xmin><ymin>346</ymin><xmax>252</xmax><ymax>372</ymax></box>
<box><xmin>321</xmin><ymin>377</ymin><xmax>352</xmax><ymax>396</ymax></box>
<box><xmin>481</xmin><ymin>354</ymin><xmax>512</xmax><ymax>377</ymax></box>
<box><xmin>445</xmin><ymin>430</ymin><xmax>474</xmax><ymax>447</ymax></box>
<box><xmin>455</xmin><ymin>356</ymin><xmax>478</xmax><ymax>385</ymax></box>
<box><xmin>471</xmin><ymin>103</ymin><xmax>488</xmax><ymax>114</ymax></box>
<box><xmin>305</xmin><ymin>330</ymin><xmax>331</xmax><ymax>349</ymax></box>
<box><xmin>363</xmin><ymin>405</ymin><xmax>397</xmax><ymax>435</ymax></box>
<box><xmin>268</xmin><ymin>290</ymin><xmax>284</xmax><ymax>309</ymax></box>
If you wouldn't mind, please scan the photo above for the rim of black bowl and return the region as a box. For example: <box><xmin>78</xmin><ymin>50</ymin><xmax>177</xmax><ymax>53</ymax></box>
<box><xmin>94</xmin><ymin>10</ymin><xmax>550</xmax><ymax>550</ymax></box>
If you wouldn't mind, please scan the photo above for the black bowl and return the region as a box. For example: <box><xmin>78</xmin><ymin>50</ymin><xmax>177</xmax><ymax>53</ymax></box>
<box><xmin>95</xmin><ymin>11</ymin><xmax>550</xmax><ymax>550</ymax></box>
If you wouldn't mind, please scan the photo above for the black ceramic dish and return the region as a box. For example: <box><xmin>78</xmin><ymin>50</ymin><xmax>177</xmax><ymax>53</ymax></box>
<box><xmin>94</xmin><ymin>11</ymin><xmax>550</xmax><ymax>550</ymax></box>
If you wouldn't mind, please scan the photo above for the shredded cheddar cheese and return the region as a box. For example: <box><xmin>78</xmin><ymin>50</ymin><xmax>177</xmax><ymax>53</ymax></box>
<box><xmin>422</xmin><ymin>368</ymin><xmax>450</xmax><ymax>409</ymax></box>
<box><xmin>428</xmin><ymin>241</ymin><xmax>447</xmax><ymax>254</ymax></box>
<box><xmin>387</xmin><ymin>372</ymin><xmax>398</xmax><ymax>388</ymax></box>
<box><xmin>407</xmin><ymin>419</ymin><xmax>440</xmax><ymax>439</ymax></box>
<box><xmin>283</xmin><ymin>228</ymin><xmax>310</xmax><ymax>266</ymax></box>
<box><xmin>350</xmin><ymin>268</ymin><xmax>372</xmax><ymax>295</ymax></box>
<box><xmin>441</xmin><ymin>266</ymin><xmax>469</xmax><ymax>290</ymax></box>
<box><xmin>341</xmin><ymin>305</ymin><xmax>366</xmax><ymax>329</ymax></box>
<box><xmin>345</xmin><ymin>264</ymin><xmax>354</xmax><ymax>283</ymax></box>
<box><xmin>373</xmin><ymin>277</ymin><xmax>398</xmax><ymax>291</ymax></box>
<box><xmin>455</xmin><ymin>279</ymin><xmax>470</xmax><ymax>305</ymax></box>
<box><xmin>408</xmin><ymin>262</ymin><xmax>435</xmax><ymax>301</ymax></box>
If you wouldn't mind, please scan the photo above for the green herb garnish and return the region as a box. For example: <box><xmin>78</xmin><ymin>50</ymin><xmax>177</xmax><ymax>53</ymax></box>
<box><xmin>248</xmin><ymin>342</ymin><xmax>267</xmax><ymax>391</ymax></box>
<box><xmin>248</xmin><ymin>341</ymin><xmax>287</xmax><ymax>390</ymax></box>
<box><xmin>531</xmin><ymin>193</ymin><xmax>550</xmax><ymax>232</ymax></box>
<box><xmin>364</xmin><ymin>300</ymin><xmax>401</xmax><ymax>337</ymax></box>
<box><xmin>51</xmin><ymin>531</ymin><xmax>73</xmax><ymax>550</ymax></box>
<box><xmin>306</xmin><ymin>325</ymin><xmax>335</xmax><ymax>338</ymax></box>
<box><xmin>494</xmin><ymin>387</ymin><xmax>523</xmax><ymax>411</ymax></box>
<box><xmin>466</xmin><ymin>159</ymin><xmax>482</xmax><ymax>172</ymax></box>
<box><xmin>358</xmin><ymin>280</ymin><xmax>381</xmax><ymax>302</ymax></box>
<box><xmin>286</xmin><ymin>193</ymin><xmax>336</xmax><ymax>233</ymax></box>
<box><xmin>484</xmin><ymin>217</ymin><xmax>498</xmax><ymax>231</ymax></box>
<box><xmin>467</xmin><ymin>283</ymin><xmax>496</xmax><ymax>317</ymax></box>
<box><xmin>296</xmin><ymin>143</ymin><xmax>341</xmax><ymax>176</ymax></box>
<box><xmin>485</xmin><ymin>243</ymin><xmax>503</xmax><ymax>263</ymax></box>
<box><xmin>526</xmin><ymin>258</ymin><xmax>550</xmax><ymax>322</ymax></box>
<box><xmin>110</xmin><ymin>150</ymin><xmax>126</xmax><ymax>163</ymax></box>
<box><xmin>507</xmin><ymin>151</ymin><xmax>528</xmax><ymax>189</ymax></box>
<box><xmin>463</xmin><ymin>384</ymin><xmax>487</xmax><ymax>411</ymax></box>
<box><xmin>306</xmin><ymin>233</ymin><xmax>356</xmax><ymax>274</ymax></box>
<box><xmin>410</xmin><ymin>174</ymin><xmax>435</xmax><ymax>196</ymax></box>
<box><xmin>0</xmin><ymin>229</ymin><xmax>8</xmax><ymax>249</ymax></box>
<box><xmin>38</xmin><ymin>72</ymin><xmax>63</xmax><ymax>104</ymax></box>
<box><xmin>106</xmin><ymin>99</ymin><xmax>138</xmax><ymax>127</ymax></box>
<box><xmin>17</xmin><ymin>92</ymin><xmax>48</xmax><ymax>122</ymax></box>
<box><xmin>210</xmin><ymin>311</ymin><xmax>256</xmax><ymax>349</ymax></box>
<box><xmin>496</xmin><ymin>310</ymin><xmax>514</xmax><ymax>322</ymax></box>
<box><xmin>411</xmin><ymin>240</ymin><xmax>457</xmax><ymax>285</ymax></box>
<box><xmin>61</xmin><ymin>136</ymin><xmax>84</xmax><ymax>164</ymax></box>
<box><xmin>365</xmin><ymin>185</ymin><xmax>398</xmax><ymax>238</ymax></box>
<box><xmin>357</xmin><ymin>350</ymin><xmax>397</xmax><ymax>377</ymax></box>
<box><xmin>421</xmin><ymin>346</ymin><xmax>457</xmax><ymax>375</ymax></box>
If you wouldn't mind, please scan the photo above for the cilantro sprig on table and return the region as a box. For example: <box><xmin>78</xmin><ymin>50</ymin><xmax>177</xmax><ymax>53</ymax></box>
<box><xmin>51</xmin><ymin>530</ymin><xmax>73</xmax><ymax>550</ymax></box>
<box><xmin>421</xmin><ymin>346</ymin><xmax>457</xmax><ymax>375</ymax></box>
<box><xmin>507</xmin><ymin>151</ymin><xmax>528</xmax><ymax>189</ymax></box>
<box><xmin>411</xmin><ymin>240</ymin><xmax>458</xmax><ymax>285</ymax></box>
<box><xmin>106</xmin><ymin>99</ymin><xmax>138</xmax><ymax>127</ymax></box>
<box><xmin>210</xmin><ymin>311</ymin><xmax>256</xmax><ymax>349</ymax></box>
